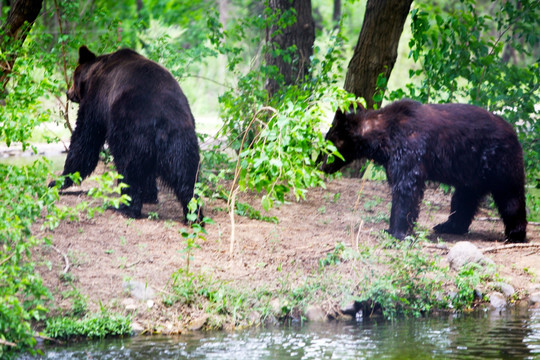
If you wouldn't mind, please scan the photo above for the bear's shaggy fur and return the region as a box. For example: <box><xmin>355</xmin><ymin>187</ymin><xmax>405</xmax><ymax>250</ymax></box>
<box><xmin>322</xmin><ymin>99</ymin><xmax>527</xmax><ymax>242</ymax></box>
<box><xmin>52</xmin><ymin>46</ymin><xmax>201</xmax><ymax>221</ymax></box>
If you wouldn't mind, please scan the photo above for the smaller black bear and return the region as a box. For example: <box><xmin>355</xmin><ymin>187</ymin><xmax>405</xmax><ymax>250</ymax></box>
<box><xmin>51</xmin><ymin>46</ymin><xmax>202</xmax><ymax>221</ymax></box>
<box><xmin>321</xmin><ymin>99</ymin><xmax>527</xmax><ymax>242</ymax></box>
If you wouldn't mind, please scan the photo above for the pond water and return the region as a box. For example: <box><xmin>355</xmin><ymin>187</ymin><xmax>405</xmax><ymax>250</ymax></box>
<box><xmin>19</xmin><ymin>306</ymin><xmax>540</xmax><ymax>359</ymax></box>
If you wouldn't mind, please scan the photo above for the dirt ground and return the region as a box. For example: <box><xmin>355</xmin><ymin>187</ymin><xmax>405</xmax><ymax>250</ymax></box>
<box><xmin>34</xmin><ymin>165</ymin><xmax>540</xmax><ymax>332</ymax></box>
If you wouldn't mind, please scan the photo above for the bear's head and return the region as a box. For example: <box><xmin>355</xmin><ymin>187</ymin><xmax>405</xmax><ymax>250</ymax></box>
<box><xmin>66</xmin><ymin>46</ymin><xmax>97</xmax><ymax>103</ymax></box>
<box><xmin>320</xmin><ymin>104</ymin><xmax>364</xmax><ymax>174</ymax></box>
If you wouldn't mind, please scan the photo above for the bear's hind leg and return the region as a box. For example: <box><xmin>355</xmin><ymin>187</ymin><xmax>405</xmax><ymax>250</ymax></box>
<box><xmin>492</xmin><ymin>189</ymin><xmax>527</xmax><ymax>242</ymax></box>
<box><xmin>110</xmin><ymin>145</ymin><xmax>155</xmax><ymax>219</ymax></box>
<box><xmin>158</xmin><ymin>138</ymin><xmax>202</xmax><ymax>223</ymax></box>
<box><xmin>434</xmin><ymin>187</ymin><xmax>483</xmax><ymax>235</ymax></box>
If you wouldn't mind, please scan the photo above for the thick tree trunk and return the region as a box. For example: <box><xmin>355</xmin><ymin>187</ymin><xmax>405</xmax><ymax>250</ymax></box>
<box><xmin>265</xmin><ymin>0</ymin><xmax>315</xmax><ymax>97</ymax></box>
<box><xmin>344</xmin><ymin>0</ymin><xmax>412</xmax><ymax>109</ymax></box>
<box><xmin>0</xmin><ymin>0</ymin><xmax>43</xmax><ymax>93</ymax></box>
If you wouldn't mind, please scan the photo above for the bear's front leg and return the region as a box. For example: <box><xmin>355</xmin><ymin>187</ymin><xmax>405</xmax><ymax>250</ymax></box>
<box><xmin>387</xmin><ymin>172</ymin><xmax>425</xmax><ymax>240</ymax></box>
<box><xmin>49</xmin><ymin>107</ymin><xmax>106</xmax><ymax>188</ymax></box>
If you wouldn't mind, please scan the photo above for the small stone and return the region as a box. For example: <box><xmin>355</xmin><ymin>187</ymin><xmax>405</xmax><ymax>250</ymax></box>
<box><xmin>529</xmin><ymin>292</ymin><xmax>540</xmax><ymax>305</ymax></box>
<box><xmin>498</xmin><ymin>283</ymin><xmax>515</xmax><ymax>298</ymax></box>
<box><xmin>132</xmin><ymin>322</ymin><xmax>144</xmax><ymax>334</ymax></box>
<box><xmin>305</xmin><ymin>305</ymin><xmax>327</xmax><ymax>322</ymax></box>
<box><xmin>447</xmin><ymin>241</ymin><xmax>493</xmax><ymax>271</ymax></box>
<box><xmin>121</xmin><ymin>298</ymin><xmax>138</xmax><ymax>311</ymax></box>
<box><xmin>188</xmin><ymin>314</ymin><xmax>209</xmax><ymax>331</ymax></box>
<box><xmin>122</xmin><ymin>280</ymin><xmax>156</xmax><ymax>301</ymax></box>
<box><xmin>146</xmin><ymin>299</ymin><xmax>154</xmax><ymax>308</ymax></box>
<box><xmin>488</xmin><ymin>292</ymin><xmax>506</xmax><ymax>309</ymax></box>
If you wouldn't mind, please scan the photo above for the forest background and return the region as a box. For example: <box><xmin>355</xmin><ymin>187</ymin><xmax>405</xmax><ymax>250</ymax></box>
<box><xmin>0</xmin><ymin>0</ymin><xmax>538</xmax><ymax>357</ymax></box>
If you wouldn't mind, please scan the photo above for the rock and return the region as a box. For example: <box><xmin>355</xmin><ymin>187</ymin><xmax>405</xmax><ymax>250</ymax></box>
<box><xmin>488</xmin><ymin>292</ymin><xmax>507</xmax><ymax>309</ymax></box>
<box><xmin>122</xmin><ymin>280</ymin><xmax>156</xmax><ymax>301</ymax></box>
<box><xmin>132</xmin><ymin>322</ymin><xmax>144</xmax><ymax>334</ymax></box>
<box><xmin>529</xmin><ymin>292</ymin><xmax>540</xmax><ymax>306</ymax></box>
<box><xmin>447</xmin><ymin>241</ymin><xmax>494</xmax><ymax>271</ymax></box>
<box><xmin>121</xmin><ymin>298</ymin><xmax>138</xmax><ymax>311</ymax></box>
<box><xmin>188</xmin><ymin>314</ymin><xmax>209</xmax><ymax>331</ymax></box>
<box><xmin>341</xmin><ymin>302</ymin><xmax>361</xmax><ymax>317</ymax></box>
<box><xmin>489</xmin><ymin>282</ymin><xmax>515</xmax><ymax>298</ymax></box>
<box><xmin>305</xmin><ymin>305</ymin><xmax>327</xmax><ymax>322</ymax></box>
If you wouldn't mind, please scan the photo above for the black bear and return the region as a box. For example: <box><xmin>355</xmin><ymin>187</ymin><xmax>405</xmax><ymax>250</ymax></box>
<box><xmin>321</xmin><ymin>99</ymin><xmax>527</xmax><ymax>242</ymax></box>
<box><xmin>51</xmin><ymin>46</ymin><xmax>202</xmax><ymax>221</ymax></box>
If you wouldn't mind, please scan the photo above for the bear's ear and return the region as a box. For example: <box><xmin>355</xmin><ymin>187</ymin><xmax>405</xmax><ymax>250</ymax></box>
<box><xmin>78</xmin><ymin>46</ymin><xmax>96</xmax><ymax>65</ymax></box>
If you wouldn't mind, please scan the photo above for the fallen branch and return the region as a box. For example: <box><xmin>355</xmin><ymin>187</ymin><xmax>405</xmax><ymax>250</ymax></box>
<box><xmin>424</xmin><ymin>243</ymin><xmax>449</xmax><ymax>251</ymax></box>
<box><xmin>0</xmin><ymin>338</ymin><xmax>16</xmax><ymax>347</ymax></box>
<box><xmin>475</xmin><ymin>217</ymin><xmax>539</xmax><ymax>226</ymax></box>
<box><xmin>35</xmin><ymin>334</ymin><xmax>63</xmax><ymax>344</ymax></box>
<box><xmin>51</xmin><ymin>245</ymin><xmax>70</xmax><ymax>274</ymax></box>
<box><xmin>482</xmin><ymin>243</ymin><xmax>540</xmax><ymax>254</ymax></box>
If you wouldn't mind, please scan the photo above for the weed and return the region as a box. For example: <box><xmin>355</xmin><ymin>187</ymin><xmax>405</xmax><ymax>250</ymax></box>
<box><xmin>44</xmin><ymin>310</ymin><xmax>131</xmax><ymax>340</ymax></box>
<box><xmin>147</xmin><ymin>211</ymin><xmax>159</xmax><ymax>220</ymax></box>
<box><xmin>318</xmin><ymin>242</ymin><xmax>346</xmax><ymax>270</ymax></box>
<box><xmin>452</xmin><ymin>263</ymin><xmax>484</xmax><ymax>310</ymax></box>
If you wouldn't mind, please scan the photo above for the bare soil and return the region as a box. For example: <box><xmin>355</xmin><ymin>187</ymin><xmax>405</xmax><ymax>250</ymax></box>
<box><xmin>34</xmin><ymin>164</ymin><xmax>540</xmax><ymax>333</ymax></box>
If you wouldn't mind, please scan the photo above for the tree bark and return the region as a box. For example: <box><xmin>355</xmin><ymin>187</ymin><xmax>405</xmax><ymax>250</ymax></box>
<box><xmin>344</xmin><ymin>0</ymin><xmax>412</xmax><ymax>109</ymax></box>
<box><xmin>332</xmin><ymin>0</ymin><xmax>341</xmax><ymax>25</ymax></box>
<box><xmin>265</xmin><ymin>0</ymin><xmax>315</xmax><ymax>97</ymax></box>
<box><xmin>0</xmin><ymin>0</ymin><xmax>43</xmax><ymax>93</ymax></box>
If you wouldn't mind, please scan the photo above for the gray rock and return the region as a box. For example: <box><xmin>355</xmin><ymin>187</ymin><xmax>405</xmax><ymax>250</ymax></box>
<box><xmin>132</xmin><ymin>322</ymin><xmax>144</xmax><ymax>334</ymax></box>
<box><xmin>305</xmin><ymin>305</ymin><xmax>327</xmax><ymax>322</ymax></box>
<box><xmin>489</xmin><ymin>282</ymin><xmax>515</xmax><ymax>298</ymax></box>
<box><xmin>448</xmin><ymin>241</ymin><xmax>493</xmax><ymax>271</ymax></box>
<box><xmin>529</xmin><ymin>292</ymin><xmax>540</xmax><ymax>305</ymax></box>
<box><xmin>122</xmin><ymin>280</ymin><xmax>156</xmax><ymax>301</ymax></box>
<box><xmin>488</xmin><ymin>292</ymin><xmax>507</xmax><ymax>309</ymax></box>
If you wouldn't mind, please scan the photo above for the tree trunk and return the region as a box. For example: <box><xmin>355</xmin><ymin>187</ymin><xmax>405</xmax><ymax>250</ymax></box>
<box><xmin>332</xmin><ymin>0</ymin><xmax>341</xmax><ymax>25</ymax></box>
<box><xmin>0</xmin><ymin>0</ymin><xmax>43</xmax><ymax>94</ymax></box>
<box><xmin>344</xmin><ymin>0</ymin><xmax>412</xmax><ymax>109</ymax></box>
<box><xmin>265</xmin><ymin>0</ymin><xmax>315</xmax><ymax>97</ymax></box>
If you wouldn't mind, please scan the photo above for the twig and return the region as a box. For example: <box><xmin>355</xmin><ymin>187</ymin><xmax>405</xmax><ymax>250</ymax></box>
<box><xmin>350</xmin><ymin>161</ymin><xmax>372</xmax><ymax>246</ymax></box>
<box><xmin>0</xmin><ymin>251</ymin><xmax>15</xmax><ymax>266</ymax></box>
<box><xmin>51</xmin><ymin>245</ymin><xmax>70</xmax><ymax>274</ymax></box>
<box><xmin>0</xmin><ymin>339</ymin><xmax>16</xmax><ymax>347</ymax></box>
<box><xmin>227</xmin><ymin>106</ymin><xmax>278</xmax><ymax>257</ymax></box>
<box><xmin>229</xmin><ymin>188</ymin><xmax>237</xmax><ymax>256</ymax></box>
<box><xmin>35</xmin><ymin>334</ymin><xmax>63</xmax><ymax>344</ymax></box>
<box><xmin>482</xmin><ymin>243</ymin><xmax>540</xmax><ymax>254</ymax></box>
<box><xmin>424</xmin><ymin>243</ymin><xmax>450</xmax><ymax>252</ymax></box>
<box><xmin>126</xmin><ymin>259</ymin><xmax>142</xmax><ymax>268</ymax></box>
<box><xmin>354</xmin><ymin>220</ymin><xmax>364</xmax><ymax>250</ymax></box>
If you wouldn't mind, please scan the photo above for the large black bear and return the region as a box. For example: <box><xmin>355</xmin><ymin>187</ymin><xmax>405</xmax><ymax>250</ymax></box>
<box><xmin>51</xmin><ymin>46</ymin><xmax>201</xmax><ymax>221</ymax></box>
<box><xmin>321</xmin><ymin>99</ymin><xmax>527</xmax><ymax>242</ymax></box>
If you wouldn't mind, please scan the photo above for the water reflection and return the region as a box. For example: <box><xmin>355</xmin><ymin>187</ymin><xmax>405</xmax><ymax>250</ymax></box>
<box><xmin>19</xmin><ymin>306</ymin><xmax>540</xmax><ymax>359</ymax></box>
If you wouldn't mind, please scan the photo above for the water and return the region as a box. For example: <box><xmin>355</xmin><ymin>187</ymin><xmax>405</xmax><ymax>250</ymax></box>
<box><xmin>20</xmin><ymin>307</ymin><xmax>540</xmax><ymax>359</ymax></box>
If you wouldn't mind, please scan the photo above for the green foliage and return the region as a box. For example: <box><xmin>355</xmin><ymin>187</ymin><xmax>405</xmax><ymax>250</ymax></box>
<box><xmin>44</xmin><ymin>310</ymin><xmax>132</xmax><ymax>340</ymax></box>
<box><xmin>359</xmin><ymin>236</ymin><xmax>448</xmax><ymax>319</ymax></box>
<box><xmin>318</xmin><ymin>242</ymin><xmax>346</xmax><ymax>270</ymax></box>
<box><xmin>163</xmin><ymin>269</ymin><xmax>266</xmax><ymax>328</ymax></box>
<box><xmin>451</xmin><ymin>263</ymin><xmax>484</xmax><ymax>310</ymax></box>
<box><xmin>178</xmin><ymin>194</ymin><xmax>214</xmax><ymax>274</ymax></box>
<box><xmin>401</xmin><ymin>0</ymin><xmax>539</xmax><ymax>184</ymax></box>
<box><xmin>216</xmin><ymin>14</ymin><xmax>355</xmax><ymax>211</ymax></box>
<box><xmin>45</xmin><ymin>170</ymin><xmax>131</xmax><ymax>228</ymax></box>
<box><xmin>0</xmin><ymin>162</ymin><xmax>56</xmax><ymax>357</ymax></box>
